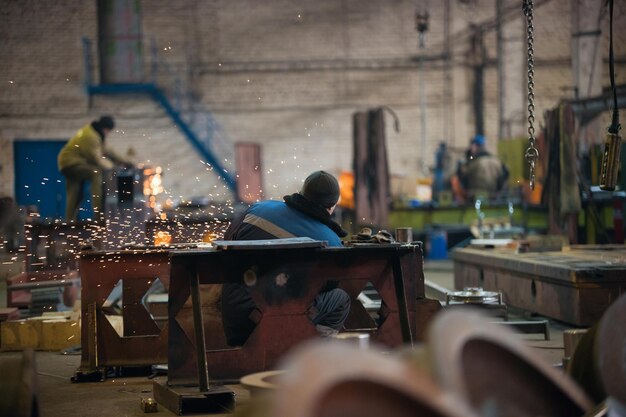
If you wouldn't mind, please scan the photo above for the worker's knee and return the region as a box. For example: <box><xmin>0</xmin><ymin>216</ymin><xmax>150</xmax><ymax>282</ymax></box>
<box><xmin>328</xmin><ymin>288</ymin><xmax>351</xmax><ymax>310</ymax></box>
<box><xmin>62</xmin><ymin>164</ymin><xmax>102</xmax><ymax>182</ymax></box>
<box><xmin>311</xmin><ymin>288</ymin><xmax>351</xmax><ymax>330</ymax></box>
<box><xmin>317</xmin><ymin>288</ymin><xmax>351</xmax><ymax>311</ymax></box>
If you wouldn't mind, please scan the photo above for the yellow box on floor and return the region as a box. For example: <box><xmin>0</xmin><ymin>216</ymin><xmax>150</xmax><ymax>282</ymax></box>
<box><xmin>1</xmin><ymin>313</ymin><xmax>80</xmax><ymax>351</ymax></box>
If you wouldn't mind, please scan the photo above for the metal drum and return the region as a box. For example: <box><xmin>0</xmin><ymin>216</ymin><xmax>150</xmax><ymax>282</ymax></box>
<box><xmin>240</xmin><ymin>370</ymin><xmax>285</xmax><ymax>396</ymax></box>
<box><xmin>331</xmin><ymin>332</ymin><xmax>370</xmax><ymax>350</ymax></box>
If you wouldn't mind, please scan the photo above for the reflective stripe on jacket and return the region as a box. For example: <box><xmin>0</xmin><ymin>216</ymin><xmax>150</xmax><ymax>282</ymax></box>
<box><xmin>224</xmin><ymin>200</ymin><xmax>342</xmax><ymax>247</ymax></box>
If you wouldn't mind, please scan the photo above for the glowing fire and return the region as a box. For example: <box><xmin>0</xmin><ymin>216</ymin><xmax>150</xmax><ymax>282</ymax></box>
<box><xmin>142</xmin><ymin>166</ymin><xmax>164</xmax><ymax>210</ymax></box>
<box><xmin>154</xmin><ymin>231</ymin><xmax>172</xmax><ymax>246</ymax></box>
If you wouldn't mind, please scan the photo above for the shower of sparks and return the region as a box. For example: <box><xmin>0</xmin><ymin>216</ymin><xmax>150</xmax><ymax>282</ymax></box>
<box><xmin>2</xmin><ymin>115</ymin><xmax>336</xmax><ymax>320</ymax></box>
<box><xmin>1</xmin><ymin>163</ymin><xmax>238</xmax><ymax>319</ymax></box>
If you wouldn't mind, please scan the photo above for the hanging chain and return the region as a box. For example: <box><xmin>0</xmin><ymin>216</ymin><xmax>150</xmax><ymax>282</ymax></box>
<box><xmin>523</xmin><ymin>0</ymin><xmax>539</xmax><ymax>190</ymax></box>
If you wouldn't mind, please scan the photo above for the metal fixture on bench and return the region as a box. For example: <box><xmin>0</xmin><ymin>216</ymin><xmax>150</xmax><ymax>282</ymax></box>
<box><xmin>446</xmin><ymin>287</ymin><xmax>502</xmax><ymax>306</ymax></box>
<box><xmin>445</xmin><ymin>287</ymin><xmax>508</xmax><ymax>321</ymax></box>
<box><xmin>445</xmin><ymin>286</ymin><xmax>550</xmax><ymax>340</ymax></box>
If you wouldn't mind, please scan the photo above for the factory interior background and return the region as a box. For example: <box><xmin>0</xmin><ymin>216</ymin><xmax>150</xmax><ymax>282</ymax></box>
<box><xmin>2</xmin><ymin>0</ymin><xmax>624</xmax><ymax>208</ymax></box>
<box><xmin>1</xmin><ymin>0</ymin><xmax>626</xmax><ymax>416</ymax></box>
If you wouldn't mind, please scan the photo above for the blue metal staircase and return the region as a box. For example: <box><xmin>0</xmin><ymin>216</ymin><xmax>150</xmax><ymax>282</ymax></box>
<box><xmin>82</xmin><ymin>38</ymin><xmax>237</xmax><ymax>194</ymax></box>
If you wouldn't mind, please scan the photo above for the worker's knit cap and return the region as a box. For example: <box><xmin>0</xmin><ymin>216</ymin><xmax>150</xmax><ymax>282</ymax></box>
<box><xmin>99</xmin><ymin>116</ymin><xmax>115</xmax><ymax>130</ymax></box>
<box><xmin>301</xmin><ymin>170</ymin><xmax>340</xmax><ymax>208</ymax></box>
<box><xmin>471</xmin><ymin>134</ymin><xmax>485</xmax><ymax>146</ymax></box>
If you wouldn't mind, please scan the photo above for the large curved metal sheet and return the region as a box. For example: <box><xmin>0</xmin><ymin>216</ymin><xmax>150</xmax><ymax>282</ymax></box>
<box><xmin>428</xmin><ymin>310</ymin><xmax>592</xmax><ymax>416</ymax></box>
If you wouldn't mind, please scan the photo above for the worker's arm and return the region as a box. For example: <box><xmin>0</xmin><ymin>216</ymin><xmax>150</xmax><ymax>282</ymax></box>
<box><xmin>223</xmin><ymin>211</ymin><xmax>247</xmax><ymax>239</ymax></box>
<box><xmin>80</xmin><ymin>135</ymin><xmax>115</xmax><ymax>170</ymax></box>
<box><xmin>496</xmin><ymin>163</ymin><xmax>510</xmax><ymax>191</ymax></box>
<box><xmin>103</xmin><ymin>147</ymin><xmax>134</xmax><ymax>168</ymax></box>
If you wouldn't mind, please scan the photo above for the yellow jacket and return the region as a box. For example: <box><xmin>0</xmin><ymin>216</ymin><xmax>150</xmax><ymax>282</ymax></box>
<box><xmin>58</xmin><ymin>123</ymin><xmax>128</xmax><ymax>171</ymax></box>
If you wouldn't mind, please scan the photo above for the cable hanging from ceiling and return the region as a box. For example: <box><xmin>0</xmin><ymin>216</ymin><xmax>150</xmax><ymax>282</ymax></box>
<box><xmin>599</xmin><ymin>0</ymin><xmax>622</xmax><ymax>191</ymax></box>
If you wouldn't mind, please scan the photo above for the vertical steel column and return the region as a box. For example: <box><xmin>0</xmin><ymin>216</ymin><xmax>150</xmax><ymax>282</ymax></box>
<box><xmin>392</xmin><ymin>254</ymin><xmax>414</xmax><ymax>346</ymax></box>
<box><xmin>190</xmin><ymin>263</ymin><xmax>210</xmax><ymax>392</ymax></box>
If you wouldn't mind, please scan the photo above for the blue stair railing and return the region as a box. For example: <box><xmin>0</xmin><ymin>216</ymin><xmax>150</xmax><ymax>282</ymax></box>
<box><xmin>146</xmin><ymin>38</ymin><xmax>235</xmax><ymax>169</ymax></box>
<box><xmin>81</xmin><ymin>37</ymin><xmax>237</xmax><ymax>194</ymax></box>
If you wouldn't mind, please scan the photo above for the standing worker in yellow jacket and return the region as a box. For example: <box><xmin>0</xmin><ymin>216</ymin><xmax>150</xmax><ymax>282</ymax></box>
<box><xmin>57</xmin><ymin>116</ymin><xmax>132</xmax><ymax>221</ymax></box>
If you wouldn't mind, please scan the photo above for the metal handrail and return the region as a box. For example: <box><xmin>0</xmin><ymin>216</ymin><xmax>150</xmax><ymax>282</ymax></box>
<box><xmin>81</xmin><ymin>36</ymin><xmax>236</xmax><ymax>192</ymax></box>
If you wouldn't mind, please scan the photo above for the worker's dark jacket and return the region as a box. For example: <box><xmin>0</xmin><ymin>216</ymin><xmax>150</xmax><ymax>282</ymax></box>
<box><xmin>458</xmin><ymin>150</ymin><xmax>509</xmax><ymax>195</ymax></box>
<box><xmin>221</xmin><ymin>193</ymin><xmax>347</xmax><ymax>346</ymax></box>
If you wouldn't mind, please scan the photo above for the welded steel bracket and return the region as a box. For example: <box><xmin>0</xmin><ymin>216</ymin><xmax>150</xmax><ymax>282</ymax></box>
<box><xmin>152</xmin><ymin>379</ymin><xmax>235</xmax><ymax>415</ymax></box>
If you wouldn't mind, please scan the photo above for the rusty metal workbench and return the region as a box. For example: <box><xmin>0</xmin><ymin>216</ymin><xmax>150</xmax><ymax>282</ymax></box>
<box><xmin>74</xmin><ymin>238</ymin><xmax>439</xmax><ymax>398</ymax></box>
<box><xmin>453</xmin><ymin>246</ymin><xmax>626</xmax><ymax>326</ymax></box>
<box><xmin>164</xmin><ymin>239</ymin><xmax>437</xmax><ymax>383</ymax></box>
<box><xmin>152</xmin><ymin>239</ymin><xmax>440</xmax><ymax>414</ymax></box>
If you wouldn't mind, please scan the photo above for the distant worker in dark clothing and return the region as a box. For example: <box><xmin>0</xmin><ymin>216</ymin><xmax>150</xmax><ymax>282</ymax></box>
<box><xmin>454</xmin><ymin>134</ymin><xmax>509</xmax><ymax>202</ymax></box>
<box><xmin>221</xmin><ymin>170</ymin><xmax>351</xmax><ymax>345</ymax></box>
<box><xmin>57</xmin><ymin>116</ymin><xmax>132</xmax><ymax>221</ymax></box>
<box><xmin>432</xmin><ymin>142</ymin><xmax>456</xmax><ymax>200</ymax></box>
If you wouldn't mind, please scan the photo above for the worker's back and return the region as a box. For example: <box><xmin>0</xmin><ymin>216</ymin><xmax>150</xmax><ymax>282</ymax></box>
<box><xmin>462</xmin><ymin>153</ymin><xmax>509</xmax><ymax>195</ymax></box>
<box><xmin>225</xmin><ymin>200</ymin><xmax>342</xmax><ymax>247</ymax></box>
<box><xmin>57</xmin><ymin>123</ymin><xmax>108</xmax><ymax>171</ymax></box>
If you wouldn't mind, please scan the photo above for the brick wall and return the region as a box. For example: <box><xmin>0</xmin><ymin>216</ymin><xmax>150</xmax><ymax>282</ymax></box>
<box><xmin>1</xmin><ymin>0</ymin><xmax>625</xmax><ymax>206</ymax></box>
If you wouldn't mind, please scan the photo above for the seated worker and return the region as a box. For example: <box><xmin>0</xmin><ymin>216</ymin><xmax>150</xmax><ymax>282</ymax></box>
<box><xmin>57</xmin><ymin>116</ymin><xmax>133</xmax><ymax>221</ymax></box>
<box><xmin>454</xmin><ymin>134</ymin><xmax>509</xmax><ymax>202</ymax></box>
<box><xmin>221</xmin><ymin>170</ymin><xmax>351</xmax><ymax>345</ymax></box>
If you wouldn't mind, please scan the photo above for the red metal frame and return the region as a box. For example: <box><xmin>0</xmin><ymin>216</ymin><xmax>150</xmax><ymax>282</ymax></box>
<box><xmin>77</xmin><ymin>249</ymin><xmax>170</xmax><ymax>373</ymax></box>
<box><xmin>166</xmin><ymin>244</ymin><xmax>430</xmax><ymax>383</ymax></box>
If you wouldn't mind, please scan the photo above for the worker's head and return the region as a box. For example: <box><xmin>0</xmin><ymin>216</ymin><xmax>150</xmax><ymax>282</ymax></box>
<box><xmin>469</xmin><ymin>134</ymin><xmax>485</xmax><ymax>157</ymax></box>
<box><xmin>95</xmin><ymin>115</ymin><xmax>115</xmax><ymax>136</ymax></box>
<box><xmin>301</xmin><ymin>170</ymin><xmax>340</xmax><ymax>213</ymax></box>
<box><xmin>471</xmin><ymin>134</ymin><xmax>485</xmax><ymax>147</ymax></box>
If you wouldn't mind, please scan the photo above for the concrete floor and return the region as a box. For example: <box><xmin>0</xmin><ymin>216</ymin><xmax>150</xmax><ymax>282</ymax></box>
<box><xmin>424</xmin><ymin>259</ymin><xmax>567</xmax><ymax>366</ymax></box>
<box><xmin>30</xmin><ymin>352</ymin><xmax>248</xmax><ymax>417</ymax></box>
<box><xmin>1</xmin><ymin>256</ymin><xmax>570</xmax><ymax>416</ymax></box>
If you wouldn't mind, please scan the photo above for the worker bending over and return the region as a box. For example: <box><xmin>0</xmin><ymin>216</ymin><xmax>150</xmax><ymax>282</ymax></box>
<box><xmin>221</xmin><ymin>170</ymin><xmax>351</xmax><ymax>345</ymax></box>
<box><xmin>57</xmin><ymin>116</ymin><xmax>132</xmax><ymax>221</ymax></box>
